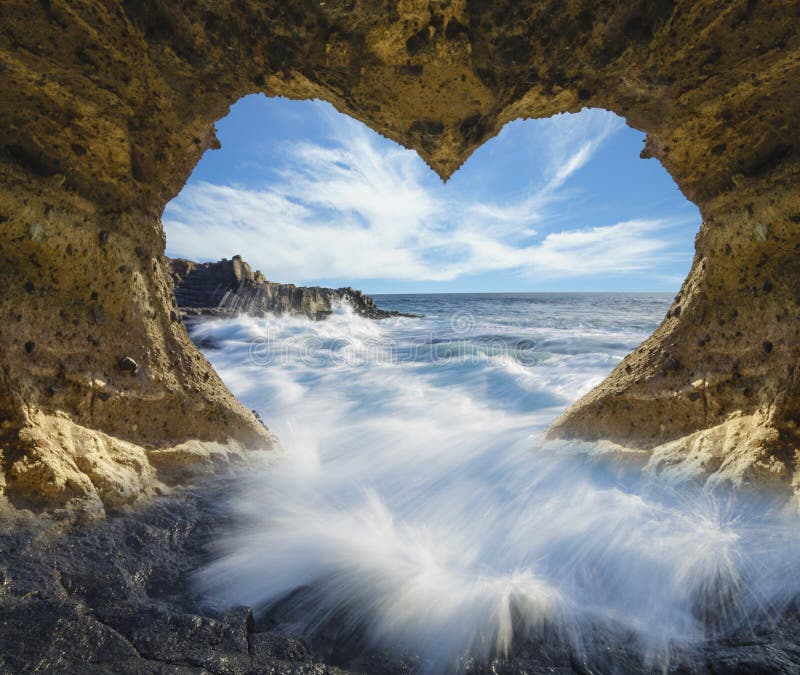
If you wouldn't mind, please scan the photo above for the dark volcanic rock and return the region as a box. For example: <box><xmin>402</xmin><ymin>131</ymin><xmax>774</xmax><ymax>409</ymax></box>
<box><xmin>2</xmin><ymin>485</ymin><xmax>800</xmax><ymax>674</ymax></box>
<box><xmin>0</xmin><ymin>488</ymin><xmax>348</xmax><ymax>674</ymax></box>
<box><xmin>168</xmin><ymin>255</ymin><xmax>416</xmax><ymax>321</ymax></box>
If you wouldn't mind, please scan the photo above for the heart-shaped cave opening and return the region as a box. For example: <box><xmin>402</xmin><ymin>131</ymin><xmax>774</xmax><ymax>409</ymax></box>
<box><xmin>3</xmin><ymin>3</ymin><xmax>799</xmax><ymax>672</ymax></box>
<box><xmin>157</xmin><ymin>95</ymin><xmax>800</xmax><ymax>671</ymax></box>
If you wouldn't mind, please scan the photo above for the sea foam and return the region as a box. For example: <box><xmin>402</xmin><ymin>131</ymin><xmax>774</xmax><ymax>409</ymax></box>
<box><xmin>195</xmin><ymin>295</ymin><xmax>800</xmax><ymax>671</ymax></box>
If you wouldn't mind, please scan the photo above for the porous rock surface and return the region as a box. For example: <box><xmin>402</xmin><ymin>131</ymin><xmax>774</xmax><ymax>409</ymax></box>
<box><xmin>1</xmin><ymin>0</ymin><xmax>799</xmax><ymax>507</ymax></box>
<box><xmin>169</xmin><ymin>255</ymin><xmax>412</xmax><ymax>320</ymax></box>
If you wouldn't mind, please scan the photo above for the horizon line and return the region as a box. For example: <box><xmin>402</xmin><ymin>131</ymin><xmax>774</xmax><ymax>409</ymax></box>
<box><xmin>368</xmin><ymin>289</ymin><xmax>677</xmax><ymax>296</ymax></box>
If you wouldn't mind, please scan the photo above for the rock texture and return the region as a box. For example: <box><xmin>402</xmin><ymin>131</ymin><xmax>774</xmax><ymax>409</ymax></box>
<box><xmin>169</xmin><ymin>255</ymin><xmax>413</xmax><ymax>320</ymax></box>
<box><xmin>3</xmin><ymin>486</ymin><xmax>800</xmax><ymax>674</ymax></box>
<box><xmin>0</xmin><ymin>489</ymin><xmax>350</xmax><ymax>674</ymax></box>
<box><xmin>0</xmin><ymin>0</ymin><xmax>798</xmax><ymax>502</ymax></box>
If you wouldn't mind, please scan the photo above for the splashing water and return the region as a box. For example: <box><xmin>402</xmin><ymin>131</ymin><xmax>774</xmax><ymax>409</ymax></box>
<box><xmin>194</xmin><ymin>294</ymin><xmax>800</xmax><ymax>672</ymax></box>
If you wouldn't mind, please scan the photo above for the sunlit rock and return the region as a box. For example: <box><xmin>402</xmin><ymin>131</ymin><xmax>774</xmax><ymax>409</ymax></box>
<box><xmin>0</xmin><ymin>1</ymin><xmax>798</xmax><ymax>510</ymax></box>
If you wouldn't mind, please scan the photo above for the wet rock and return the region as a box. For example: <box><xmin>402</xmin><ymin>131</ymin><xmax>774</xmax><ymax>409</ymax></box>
<box><xmin>96</xmin><ymin>603</ymin><xmax>252</xmax><ymax>670</ymax></box>
<box><xmin>2</xmin><ymin>485</ymin><xmax>800</xmax><ymax>674</ymax></box>
<box><xmin>0</xmin><ymin>600</ymin><xmax>141</xmax><ymax>672</ymax></box>
<box><xmin>250</xmin><ymin>632</ymin><xmax>311</xmax><ymax>662</ymax></box>
<box><xmin>0</xmin><ymin>488</ymin><xmax>356</xmax><ymax>674</ymax></box>
<box><xmin>168</xmin><ymin>256</ymin><xmax>417</xmax><ymax>321</ymax></box>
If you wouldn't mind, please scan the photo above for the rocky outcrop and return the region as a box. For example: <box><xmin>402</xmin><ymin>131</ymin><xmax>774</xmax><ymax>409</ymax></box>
<box><xmin>549</xmin><ymin>176</ymin><xmax>800</xmax><ymax>491</ymax></box>
<box><xmin>0</xmin><ymin>488</ymin><xmax>350</xmax><ymax>674</ymax></box>
<box><xmin>168</xmin><ymin>255</ymin><xmax>412</xmax><ymax>320</ymax></box>
<box><xmin>0</xmin><ymin>1</ymin><xmax>798</xmax><ymax>505</ymax></box>
<box><xmin>3</xmin><ymin>485</ymin><xmax>800</xmax><ymax>674</ymax></box>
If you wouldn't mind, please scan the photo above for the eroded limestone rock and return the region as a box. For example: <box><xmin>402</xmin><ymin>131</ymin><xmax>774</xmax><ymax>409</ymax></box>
<box><xmin>0</xmin><ymin>0</ymin><xmax>798</xmax><ymax>505</ymax></box>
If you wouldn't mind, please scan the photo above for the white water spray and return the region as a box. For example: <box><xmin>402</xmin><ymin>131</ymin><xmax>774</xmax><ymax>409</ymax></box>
<box><xmin>194</xmin><ymin>295</ymin><xmax>800</xmax><ymax>672</ymax></box>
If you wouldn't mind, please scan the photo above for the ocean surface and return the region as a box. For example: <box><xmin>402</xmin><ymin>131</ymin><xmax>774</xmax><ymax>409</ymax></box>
<box><xmin>193</xmin><ymin>293</ymin><xmax>800</xmax><ymax>672</ymax></box>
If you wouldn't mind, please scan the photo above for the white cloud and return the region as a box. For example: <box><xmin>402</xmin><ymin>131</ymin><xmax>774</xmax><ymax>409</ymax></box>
<box><xmin>164</xmin><ymin>110</ymin><xmax>683</xmax><ymax>285</ymax></box>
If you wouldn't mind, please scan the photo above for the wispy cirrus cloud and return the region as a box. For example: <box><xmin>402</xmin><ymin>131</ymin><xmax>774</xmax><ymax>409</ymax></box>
<box><xmin>164</xmin><ymin>106</ymin><xmax>689</xmax><ymax>287</ymax></box>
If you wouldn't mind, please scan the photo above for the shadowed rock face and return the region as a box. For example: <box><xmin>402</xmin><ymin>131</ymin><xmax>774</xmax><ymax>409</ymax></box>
<box><xmin>4</xmin><ymin>486</ymin><xmax>800</xmax><ymax>674</ymax></box>
<box><xmin>0</xmin><ymin>0</ymin><xmax>798</xmax><ymax>508</ymax></box>
<box><xmin>168</xmin><ymin>255</ymin><xmax>411</xmax><ymax>320</ymax></box>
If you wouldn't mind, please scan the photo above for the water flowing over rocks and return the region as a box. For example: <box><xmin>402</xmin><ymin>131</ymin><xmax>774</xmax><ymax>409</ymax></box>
<box><xmin>2</xmin><ymin>484</ymin><xmax>800</xmax><ymax>674</ymax></box>
<box><xmin>0</xmin><ymin>3</ymin><xmax>798</xmax><ymax>499</ymax></box>
<box><xmin>169</xmin><ymin>255</ymin><xmax>414</xmax><ymax>321</ymax></box>
<box><xmin>3</xmin><ymin>5</ymin><xmax>800</xmax><ymax>671</ymax></box>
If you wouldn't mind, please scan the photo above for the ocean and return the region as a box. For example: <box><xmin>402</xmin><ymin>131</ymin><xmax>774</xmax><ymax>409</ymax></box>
<box><xmin>190</xmin><ymin>293</ymin><xmax>800</xmax><ymax>672</ymax></box>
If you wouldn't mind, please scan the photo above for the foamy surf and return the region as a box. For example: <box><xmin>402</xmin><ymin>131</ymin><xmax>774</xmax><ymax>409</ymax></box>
<box><xmin>193</xmin><ymin>294</ymin><xmax>800</xmax><ymax>672</ymax></box>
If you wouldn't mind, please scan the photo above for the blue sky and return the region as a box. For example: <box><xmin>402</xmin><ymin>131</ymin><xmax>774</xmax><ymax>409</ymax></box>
<box><xmin>164</xmin><ymin>95</ymin><xmax>699</xmax><ymax>293</ymax></box>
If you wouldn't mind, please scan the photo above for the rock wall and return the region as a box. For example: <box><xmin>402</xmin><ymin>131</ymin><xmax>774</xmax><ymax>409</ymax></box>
<box><xmin>169</xmin><ymin>255</ymin><xmax>408</xmax><ymax>320</ymax></box>
<box><xmin>1</xmin><ymin>0</ymin><xmax>798</xmax><ymax>507</ymax></box>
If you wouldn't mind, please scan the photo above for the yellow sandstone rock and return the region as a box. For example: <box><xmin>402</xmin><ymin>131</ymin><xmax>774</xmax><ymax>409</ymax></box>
<box><xmin>0</xmin><ymin>1</ymin><xmax>798</xmax><ymax>509</ymax></box>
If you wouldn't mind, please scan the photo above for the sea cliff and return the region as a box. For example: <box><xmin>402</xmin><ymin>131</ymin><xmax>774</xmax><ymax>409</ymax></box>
<box><xmin>168</xmin><ymin>255</ymin><xmax>413</xmax><ymax>321</ymax></box>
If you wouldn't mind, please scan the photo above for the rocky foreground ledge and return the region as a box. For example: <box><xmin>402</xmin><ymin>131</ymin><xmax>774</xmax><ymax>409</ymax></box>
<box><xmin>3</xmin><ymin>482</ymin><xmax>800</xmax><ymax>674</ymax></box>
<box><xmin>169</xmin><ymin>255</ymin><xmax>416</xmax><ymax>321</ymax></box>
<box><xmin>1</xmin><ymin>0</ymin><xmax>798</xmax><ymax>510</ymax></box>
